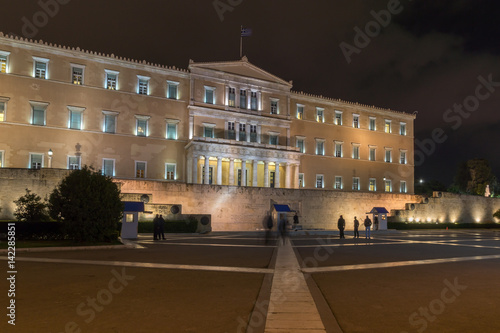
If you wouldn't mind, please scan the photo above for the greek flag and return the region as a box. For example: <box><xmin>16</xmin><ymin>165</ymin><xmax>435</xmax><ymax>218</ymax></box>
<box><xmin>241</xmin><ymin>28</ymin><xmax>252</xmax><ymax>37</ymax></box>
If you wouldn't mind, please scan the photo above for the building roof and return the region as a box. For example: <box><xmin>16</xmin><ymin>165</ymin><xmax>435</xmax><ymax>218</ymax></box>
<box><xmin>274</xmin><ymin>204</ymin><xmax>292</xmax><ymax>212</ymax></box>
<box><xmin>367</xmin><ymin>207</ymin><xmax>389</xmax><ymax>214</ymax></box>
<box><xmin>123</xmin><ymin>201</ymin><xmax>145</xmax><ymax>212</ymax></box>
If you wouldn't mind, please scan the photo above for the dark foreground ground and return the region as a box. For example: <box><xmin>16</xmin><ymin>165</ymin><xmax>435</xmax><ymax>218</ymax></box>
<box><xmin>1</xmin><ymin>229</ymin><xmax>499</xmax><ymax>332</ymax></box>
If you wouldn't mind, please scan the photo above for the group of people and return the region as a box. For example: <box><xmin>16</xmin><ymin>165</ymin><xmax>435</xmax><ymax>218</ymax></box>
<box><xmin>338</xmin><ymin>215</ymin><xmax>377</xmax><ymax>239</ymax></box>
<box><xmin>153</xmin><ymin>214</ymin><xmax>166</xmax><ymax>240</ymax></box>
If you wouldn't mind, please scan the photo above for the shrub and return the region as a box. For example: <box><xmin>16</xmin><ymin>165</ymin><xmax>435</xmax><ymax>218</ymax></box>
<box><xmin>13</xmin><ymin>189</ymin><xmax>50</xmax><ymax>222</ymax></box>
<box><xmin>49</xmin><ymin>166</ymin><xmax>123</xmax><ymax>242</ymax></box>
<box><xmin>494</xmin><ymin>209</ymin><xmax>500</xmax><ymax>220</ymax></box>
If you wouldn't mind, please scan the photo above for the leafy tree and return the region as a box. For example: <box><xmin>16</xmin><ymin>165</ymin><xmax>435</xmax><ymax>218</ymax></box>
<box><xmin>13</xmin><ymin>189</ymin><xmax>50</xmax><ymax>222</ymax></box>
<box><xmin>415</xmin><ymin>180</ymin><xmax>447</xmax><ymax>197</ymax></box>
<box><xmin>49</xmin><ymin>166</ymin><xmax>123</xmax><ymax>242</ymax></box>
<box><xmin>450</xmin><ymin>159</ymin><xmax>495</xmax><ymax>195</ymax></box>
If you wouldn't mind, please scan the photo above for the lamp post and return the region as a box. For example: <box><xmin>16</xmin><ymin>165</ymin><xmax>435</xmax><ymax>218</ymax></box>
<box><xmin>48</xmin><ymin>149</ymin><xmax>53</xmax><ymax>168</ymax></box>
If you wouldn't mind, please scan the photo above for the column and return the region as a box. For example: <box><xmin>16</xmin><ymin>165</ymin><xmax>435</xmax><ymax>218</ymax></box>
<box><xmin>192</xmin><ymin>156</ymin><xmax>199</xmax><ymax>184</ymax></box>
<box><xmin>264</xmin><ymin>161</ymin><xmax>269</xmax><ymax>187</ymax></box>
<box><xmin>204</xmin><ymin>156</ymin><xmax>210</xmax><ymax>185</ymax></box>
<box><xmin>275</xmin><ymin>162</ymin><xmax>281</xmax><ymax>188</ymax></box>
<box><xmin>294</xmin><ymin>164</ymin><xmax>300</xmax><ymax>189</ymax></box>
<box><xmin>229</xmin><ymin>158</ymin><xmax>235</xmax><ymax>186</ymax></box>
<box><xmin>285</xmin><ymin>163</ymin><xmax>291</xmax><ymax>189</ymax></box>
<box><xmin>252</xmin><ymin>160</ymin><xmax>258</xmax><ymax>187</ymax></box>
<box><xmin>241</xmin><ymin>159</ymin><xmax>247</xmax><ymax>186</ymax></box>
<box><xmin>217</xmin><ymin>157</ymin><xmax>222</xmax><ymax>185</ymax></box>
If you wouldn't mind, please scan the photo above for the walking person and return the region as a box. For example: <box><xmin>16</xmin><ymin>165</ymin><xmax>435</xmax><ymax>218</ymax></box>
<box><xmin>158</xmin><ymin>214</ymin><xmax>166</xmax><ymax>240</ymax></box>
<box><xmin>364</xmin><ymin>215</ymin><xmax>372</xmax><ymax>239</ymax></box>
<box><xmin>374</xmin><ymin>216</ymin><xmax>379</xmax><ymax>231</ymax></box>
<box><xmin>353</xmin><ymin>216</ymin><xmax>360</xmax><ymax>239</ymax></box>
<box><xmin>338</xmin><ymin>215</ymin><xmax>346</xmax><ymax>239</ymax></box>
<box><xmin>278</xmin><ymin>216</ymin><xmax>287</xmax><ymax>245</ymax></box>
<box><xmin>153</xmin><ymin>214</ymin><xmax>160</xmax><ymax>240</ymax></box>
<box><xmin>265</xmin><ymin>213</ymin><xmax>273</xmax><ymax>245</ymax></box>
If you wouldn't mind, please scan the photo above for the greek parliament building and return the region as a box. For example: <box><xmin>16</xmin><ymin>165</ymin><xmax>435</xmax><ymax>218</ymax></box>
<box><xmin>0</xmin><ymin>32</ymin><xmax>415</xmax><ymax>195</ymax></box>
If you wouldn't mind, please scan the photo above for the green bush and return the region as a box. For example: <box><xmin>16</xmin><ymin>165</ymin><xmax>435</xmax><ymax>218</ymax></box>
<box><xmin>13</xmin><ymin>189</ymin><xmax>50</xmax><ymax>222</ymax></box>
<box><xmin>117</xmin><ymin>220</ymin><xmax>198</xmax><ymax>233</ymax></box>
<box><xmin>388</xmin><ymin>222</ymin><xmax>500</xmax><ymax>230</ymax></box>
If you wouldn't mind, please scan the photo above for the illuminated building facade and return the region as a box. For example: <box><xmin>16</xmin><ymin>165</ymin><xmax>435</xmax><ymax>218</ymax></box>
<box><xmin>0</xmin><ymin>33</ymin><xmax>415</xmax><ymax>193</ymax></box>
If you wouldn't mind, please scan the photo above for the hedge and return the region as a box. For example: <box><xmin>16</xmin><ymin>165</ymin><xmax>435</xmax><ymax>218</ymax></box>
<box><xmin>0</xmin><ymin>221</ymin><xmax>67</xmax><ymax>240</ymax></box>
<box><xmin>117</xmin><ymin>220</ymin><xmax>198</xmax><ymax>233</ymax></box>
<box><xmin>388</xmin><ymin>222</ymin><xmax>500</xmax><ymax>230</ymax></box>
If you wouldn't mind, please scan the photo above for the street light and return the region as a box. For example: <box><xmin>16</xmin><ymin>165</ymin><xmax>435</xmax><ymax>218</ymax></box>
<box><xmin>48</xmin><ymin>149</ymin><xmax>53</xmax><ymax>168</ymax></box>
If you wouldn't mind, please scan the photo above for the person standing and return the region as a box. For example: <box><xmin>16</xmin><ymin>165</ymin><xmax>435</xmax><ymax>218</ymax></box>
<box><xmin>153</xmin><ymin>214</ymin><xmax>160</xmax><ymax>240</ymax></box>
<box><xmin>158</xmin><ymin>214</ymin><xmax>166</xmax><ymax>240</ymax></box>
<box><xmin>364</xmin><ymin>215</ymin><xmax>372</xmax><ymax>239</ymax></box>
<box><xmin>353</xmin><ymin>216</ymin><xmax>360</xmax><ymax>239</ymax></box>
<box><xmin>338</xmin><ymin>215</ymin><xmax>346</xmax><ymax>239</ymax></box>
<box><xmin>374</xmin><ymin>216</ymin><xmax>379</xmax><ymax>231</ymax></box>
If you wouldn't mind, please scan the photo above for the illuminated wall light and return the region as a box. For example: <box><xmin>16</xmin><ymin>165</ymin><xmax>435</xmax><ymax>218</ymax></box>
<box><xmin>409</xmin><ymin>217</ymin><xmax>414</xmax><ymax>222</ymax></box>
<box><xmin>427</xmin><ymin>217</ymin><xmax>431</xmax><ymax>222</ymax></box>
<box><xmin>416</xmin><ymin>218</ymin><xmax>420</xmax><ymax>222</ymax></box>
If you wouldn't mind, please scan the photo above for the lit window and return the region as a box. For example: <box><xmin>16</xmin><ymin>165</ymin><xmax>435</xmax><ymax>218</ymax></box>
<box><xmin>316</xmin><ymin>175</ymin><xmax>324</xmax><ymax>189</ymax></box>
<box><xmin>105</xmin><ymin>70</ymin><xmax>119</xmax><ymax>90</ymax></box>
<box><xmin>369</xmin><ymin>178</ymin><xmax>376</xmax><ymax>192</ymax></box>
<box><xmin>334</xmin><ymin>176</ymin><xmax>342</xmax><ymax>190</ymax></box>
<box><xmin>316</xmin><ymin>108</ymin><xmax>324</xmax><ymax>123</ymax></box>
<box><xmin>316</xmin><ymin>139</ymin><xmax>325</xmax><ymax>156</ymax></box>
<box><xmin>71</xmin><ymin>65</ymin><xmax>84</xmax><ymax>85</ymax></box>
<box><xmin>400</xmin><ymin>181</ymin><xmax>407</xmax><ymax>193</ymax></box>
<box><xmin>228</xmin><ymin>88</ymin><xmax>236</xmax><ymax>107</ymax></box>
<box><xmin>369</xmin><ymin>117</ymin><xmax>376</xmax><ymax>131</ymax></box>
<box><xmin>400</xmin><ymin>122</ymin><xmax>407</xmax><ymax>135</ymax></box>
<box><xmin>297</xmin><ymin>105</ymin><xmax>304</xmax><ymax>119</ymax></box>
<box><xmin>68</xmin><ymin>106</ymin><xmax>84</xmax><ymax>130</ymax></box>
<box><xmin>0</xmin><ymin>51</ymin><xmax>10</xmax><ymax>73</ymax></box>
<box><xmin>385</xmin><ymin>179</ymin><xmax>392</xmax><ymax>192</ymax></box>
<box><xmin>385</xmin><ymin>149</ymin><xmax>392</xmax><ymax>163</ymax></box>
<box><xmin>102</xmin><ymin>159</ymin><xmax>115</xmax><ymax>177</ymax></box>
<box><xmin>335</xmin><ymin>111</ymin><xmax>343</xmax><ymax>125</ymax></box>
<box><xmin>335</xmin><ymin>141</ymin><xmax>343</xmax><ymax>158</ymax></box>
<box><xmin>270</xmin><ymin>99</ymin><xmax>278</xmax><ymax>114</ymax></box>
<box><xmin>353</xmin><ymin>114</ymin><xmax>360</xmax><ymax>128</ymax></box>
<box><xmin>369</xmin><ymin>147</ymin><xmax>376</xmax><ymax>161</ymax></box>
<box><xmin>33</xmin><ymin>57</ymin><xmax>49</xmax><ymax>79</ymax></box>
<box><xmin>166</xmin><ymin>120</ymin><xmax>179</xmax><ymax>140</ymax></box>
<box><xmin>136</xmin><ymin>116</ymin><xmax>149</xmax><ymax>137</ymax></box>
<box><xmin>299</xmin><ymin>173</ymin><xmax>304</xmax><ymax>188</ymax></box>
<box><xmin>29</xmin><ymin>153</ymin><xmax>43</xmax><ymax>169</ymax></box>
<box><xmin>250</xmin><ymin>125</ymin><xmax>257</xmax><ymax>142</ymax></box>
<box><xmin>400</xmin><ymin>151</ymin><xmax>407</xmax><ymax>164</ymax></box>
<box><xmin>137</xmin><ymin>76</ymin><xmax>150</xmax><ymax>95</ymax></box>
<box><xmin>352</xmin><ymin>144</ymin><xmax>360</xmax><ymax>159</ymax></box>
<box><xmin>135</xmin><ymin>161</ymin><xmax>146</xmax><ymax>178</ymax></box>
<box><xmin>103</xmin><ymin>111</ymin><xmax>118</xmax><ymax>134</ymax></box>
<box><xmin>250</xmin><ymin>92</ymin><xmax>258</xmax><ymax>110</ymax></box>
<box><xmin>68</xmin><ymin>156</ymin><xmax>81</xmax><ymax>170</ymax></box>
<box><xmin>165</xmin><ymin>163</ymin><xmax>176</xmax><ymax>180</ymax></box>
<box><xmin>296</xmin><ymin>137</ymin><xmax>305</xmax><ymax>153</ymax></box>
<box><xmin>205</xmin><ymin>86</ymin><xmax>215</xmax><ymax>104</ymax></box>
<box><xmin>30</xmin><ymin>101</ymin><xmax>48</xmax><ymax>126</ymax></box>
<box><xmin>240</xmin><ymin>90</ymin><xmax>247</xmax><ymax>109</ymax></box>
<box><xmin>352</xmin><ymin>177</ymin><xmax>360</xmax><ymax>191</ymax></box>
<box><xmin>0</xmin><ymin>99</ymin><xmax>7</xmax><ymax>122</ymax></box>
<box><xmin>385</xmin><ymin>119</ymin><xmax>392</xmax><ymax>133</ymax></box>
<box><xmin>167</xmin><ymin>81</ymin><xmax>179</xmax><ymax>99</ymax></box>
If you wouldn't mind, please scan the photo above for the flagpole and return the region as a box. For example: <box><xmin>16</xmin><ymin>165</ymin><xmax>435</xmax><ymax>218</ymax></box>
<box><xmin>240</xmin><ymin>25</ymin><xmax>243</xmax><ymax>58</ymax></box>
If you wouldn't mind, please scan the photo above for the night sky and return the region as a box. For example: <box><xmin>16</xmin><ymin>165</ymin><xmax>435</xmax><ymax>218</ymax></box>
<box><xmin>2</xmin><ymin>0</ymin><xmax>499</xmax><ymax>185</ymax></box>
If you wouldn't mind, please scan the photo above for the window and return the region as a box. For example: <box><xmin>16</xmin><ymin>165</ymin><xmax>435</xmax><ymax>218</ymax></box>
<box><xmin>203</xmin><ymin>123</ymin><xmax>215</xmax><ymax>138</ymax></box>
<box><xmin>297</xmin><ymin>105</ymin><xmax>304</xmax><ymax>119</ymax></box>
<box><xmin>103</xmin><ymin>111</ymin><xmax>118</xmax><ymax>133</ymax></box>
<box><xmin>316</xmin><ymin>108</ymin><xmax>324</xmax><ymax>123</ymax></box>
<box><xmin>369</xmin><ymin>147</ymin><xmax>376</xmax><ymax>161</ymax></box>
<box><xmin>167</xmin><ymin>81</ymin><xmax>179</xmax><ymax>99</ymax></box>
<box><xmin>71</xmin><ymin>65</ymin><xmax>84</xmax><ymax>85</ymax></box>
<box><xmin>385</xmin><ymin>119</ymin><xmax>392</xmax><ymax>133</ymax></box>
<box><xmin>228</xmin><ymin>88</ymin><xmax>236</xmax><ymax>107</ymax></box>
<box><xmin>400</xmin><ymin>181</ymin><xmax>407</xmax><ymax>193</ymax></box>
<box><xmin>334</xmin><ymin>176</ymin><xmax>342</xmax><ymax>190</ymax></box>
<box><xmin>385</xmin><ymin>179</ymin><xmax>392</xmax><ymax>192</ymax></box>
<box><xmin>227</xmin><ymin>122</ymin><xmax>235</xmax><ymax>140</ymax></box>
<box><xmin>250</xmin><ymin>125</ymin><xmax>257</xmax><ymax>142</ymax></box>
<box><xmin>0</xmin><ymin>51</ymin><xmax>9</xmax><ymax>73</ymax></box>
<box><xmin>352</xmin><ymin>177</ymin><xmax>360</xmax><ymax>191</ymax></box>
<box><xmin>385</xmin><ymin>148</ymin><xmax>392</xmax><ymax>163</ymax></box>
<box><xmin>136</xmin><ymin>116</ymin><xmax>149</xmax><ymax>137</ymax></box>
<box><xmin>102</xmin><ymin>159</ymin><xmax>115</xmax><ymax>177</ymax></box>
<box><xmin>299</xmin><ymin>173</ymin><xmax>304</xmax><ymax>188</ymax></box>
<box><xmin>353</xmin><ymin>114</ymin><xmax>360</xmax><ymax>128</ymax></box>
<box><xmin>352</xmin><ymin>144</ymin><xmax>360</xmax><ymax>159</ymax></box>
<box><xmin>68</xmin><ymin>156</ymin><xmax>81</xmax><ymax>170</ymax></box>
<box><xmin>269</xmin><ymin>134</ymin><xmax>278</xmax><ymax>145</ymax></box>
<box><xmin>316</xmin><ymin>139</ymin><xmax>325</xmax><ymax>156</ymax></box>
<box><xmin>400</xmin><ymin>151</ymin><xmax>407</xmax><ymax>164</ymax></box>
<box><xmin>316</xmin><ymin>175</ymin><xmax>324</xmax><ymax>189</ymax></box>
<box><xmin>33</xmin><ymin>57</ymin><xmax>49</xmax><ymax>79</ymax></box>
<box><xmin>205</xmin><ymin>86</ymin><xmax>215</xmax><ymax>104</ymax></box>
<box><xmin>335</xmin><ymin>141</ymin><xmax>343</xmax><ymax>158</ymax></box>
<box><xmin>105</xmin><ymin>70</ymin><xmax>119</xmax><ymax>90</ymax></box>
<box><xmin>165</xmin><ymin>163</ymin><xmax>176</xmax><ymax>180</ymax></box>
<box><xmin>0</xmin><ymin>98</ymin><xmax>8</xmax><ymax>122</ymax></box>
<box><xmin>0</xmin><ymin>151</ymin><xmax>3</xmax><ymax>167</ymax></box>
<box><xmin>240</xmin><ymin>90</ymin><xmax>247</xmax><ymax>109</ymax></box>
<box><xmin>30</xmin><ymin>101</ymin><xmax>48</xmax><ymax>126</ymax></box>
<box><xmin>296</xmin><ymin>137</ymin><xmax>305</xmax><ymax>153</ymax></box>
<box><xmin>68</xmin><ymin>106</ymin><xmax>84</xmax><ymax>130</ymax></box>
<box><xmin>369</xmin><ymin>178</ymin><xmax>376</xmax><ymax>192</ymax></box>
<box><xmin>335</xmin><ymin>111</ymin><xmax>343</xmax><ymax>125</ymax></box>
<box><xmin>250</xmin><ymin>92</ymin><xmax>258</xmax><ymax>110</ymax></box>
<box><xmin>166</xmin><ymin>120</ymin><xmax>179</xmax><ymax>140</ymax></box>
<box><xmin>30</xmin><ymin>153</ymin><xmax>43</xmax><ymax>169</ymax></box>
<box><xmin>239</xmin><ymin>123</ymin><xmax>246</xmax><ymax>141</ymax></box>
<box><xmin>400</xmin><ymin>122</ymin><xmax>407</xmax><ymax>136</ymax></box>
<box><xmin>135</xmin><ymin>161</ymin><xmax>147</xmax><ymax>178</ymax></box>
<box><xmin>270</xmin><ymin>99</ymin><xmax>278</xmax><ymax>114</ymax></box>
<box><xmin>137</xmin><ymin>76</ymin><xmax>150</xmax><ymax>95</ymax></box>
<box><xmin>369</xmin><ymin>117</ymin><xmax>376</xmax><ymax>131</ymax></box>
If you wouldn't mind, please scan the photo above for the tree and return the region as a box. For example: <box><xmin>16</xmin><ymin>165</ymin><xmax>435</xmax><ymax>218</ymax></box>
<box><xmin>13</xmin><ymin>189</ymin><xmax>49</xmax><ymax>222</ymax></box>
<box><xmin>450</xmin><ymin>159</ymin><xmax>495</xmax><ymax>195</ymax></box>
<box><xmin>49</xmin><ymin>166</ymin><xmax>123</xmax><ymax>242</ymax></box>
<box><xmin>415</xmin><ymin>180</ymin><xmax>447</xmax><ymax>197</ymax></box>
<box><xmin>494</xmin><ymin>209</ymin><xmax>500</xmax><ymax>220</ymax></box>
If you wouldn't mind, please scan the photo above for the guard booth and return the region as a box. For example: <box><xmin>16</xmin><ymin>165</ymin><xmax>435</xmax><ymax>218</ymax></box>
<box><xmin>367</xmin><ymin>207</ymin><xmax>389</xmax><ymax>230</ymax></box>
<box><xmin>273</xmin><ymin>204</ymin><xmax>292</xmax><ymax>229</ymax></box>
<box><xmin>121</xmin><ymin>201</ymin><xmax>145</xmax><ymax>239</ymax></box>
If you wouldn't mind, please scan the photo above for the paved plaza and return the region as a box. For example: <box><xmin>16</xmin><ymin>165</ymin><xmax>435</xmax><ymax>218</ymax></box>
<box><xmin>2</xmin><ymin>229</ymin><xmax>500</xmax><ymax>332</ymax></box>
